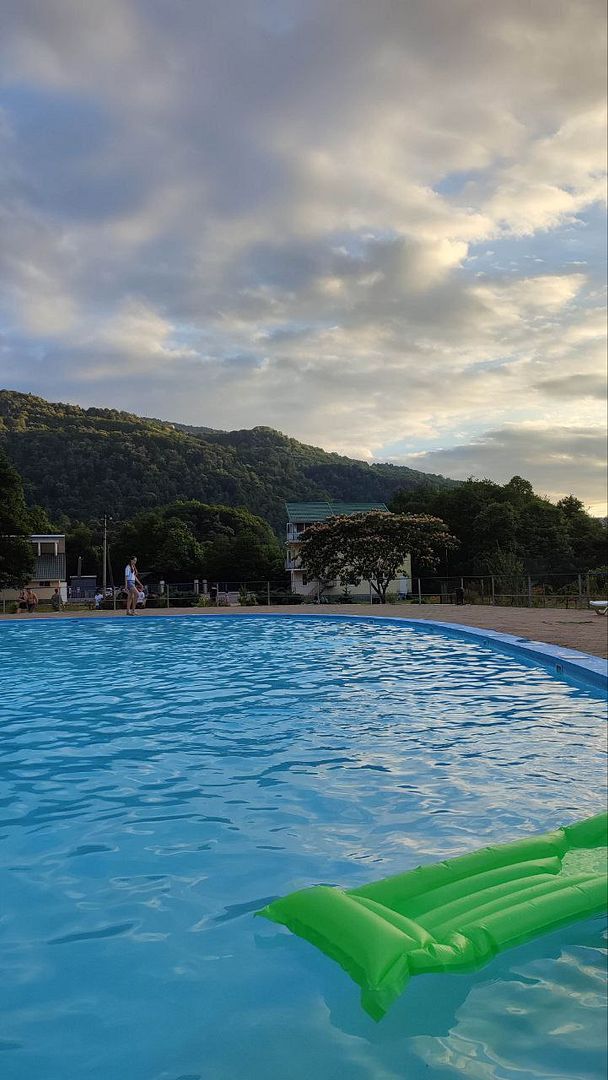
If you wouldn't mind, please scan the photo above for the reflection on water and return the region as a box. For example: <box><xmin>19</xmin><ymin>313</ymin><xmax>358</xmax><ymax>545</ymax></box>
<box><xmin>0</xmin><ymin>615</ymin><xmax>605</xmax><ymax>1079</ymax></box>
<box><xmin>412</xmin><ymin>924</ymin><xmax>608</xmax><ymax>1079</ymax></box>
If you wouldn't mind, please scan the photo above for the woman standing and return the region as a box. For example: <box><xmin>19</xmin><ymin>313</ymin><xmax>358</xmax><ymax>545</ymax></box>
<box><xmin>124</xmin><ymin>556</ymin><xmax>143</xmax><ymax>616</ymax></box>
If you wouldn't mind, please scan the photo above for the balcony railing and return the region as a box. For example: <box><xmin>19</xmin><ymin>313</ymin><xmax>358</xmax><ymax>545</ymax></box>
<box><xmin>286</xmin><ymin>524</ymin><xmax>310</xmax><ymax>541</ymax></box>
<box><xmin>33</xmin><ymin>554</ymin><xmax>67</xmax><ymax>581</ymax></box>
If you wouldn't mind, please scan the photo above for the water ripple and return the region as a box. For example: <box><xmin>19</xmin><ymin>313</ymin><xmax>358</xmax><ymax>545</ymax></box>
<box><xmin>0</xmin><ymin>615</ymin><xmax>606</xmax><ymax>1080</ymax></box>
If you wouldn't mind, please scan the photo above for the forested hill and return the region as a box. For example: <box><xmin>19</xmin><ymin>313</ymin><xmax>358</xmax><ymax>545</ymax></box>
<box><xmin>0</xmin><ymin>391</ymin><xmax>455</xmax><ymax>532</ymax></box>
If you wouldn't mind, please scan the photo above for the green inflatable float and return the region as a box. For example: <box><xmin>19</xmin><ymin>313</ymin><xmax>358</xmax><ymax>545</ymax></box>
<box><xmin>259</xmin><ymin>813</ymin><xmax>608</xmax><ymax>1019</ymax></box>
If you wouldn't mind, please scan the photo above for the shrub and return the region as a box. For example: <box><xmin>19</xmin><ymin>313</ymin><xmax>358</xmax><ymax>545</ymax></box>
<box><xmin>256</xmin><ymin>588</ymin><xmax>302</xmax><ymax>605</ymax></box>
<box><xmin>167</xmin><ymin>595</ymin><xmax>199</xmax><ymax>607</ymax></box>
<box><xmin>238</xmin><ymin>587</ymin><xmax>258</xmax><ymax>606</ymax></box>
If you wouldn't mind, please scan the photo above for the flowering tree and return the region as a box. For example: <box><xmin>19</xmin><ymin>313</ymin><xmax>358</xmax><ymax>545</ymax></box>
<box><xmin>299</xmin><ymin>511</ymin><xmax>459</xmax><ymax>603</ymax></box>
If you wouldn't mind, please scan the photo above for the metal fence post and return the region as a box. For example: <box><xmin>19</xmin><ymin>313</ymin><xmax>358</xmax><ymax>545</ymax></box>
<box><xmin>491</xmin><ymin>576</ymin><xmax>495</xmax><ymax>605</ymax></box>
<box><xmin>577</xmin><ymin>574</ymin><xmax>583</xmax><ymax>608</ymax></box>
<box><xmin>267</xmin><ymin>581</ymin><xmax>271</xmax><ymax>606</ymax></box>
<box><xmin>527</xmin><ymin>575</ymin><xmax>532</xmax><ymax>607</ymax></box>
<box><xmin>417</xmin><ymin>578</ymin><xmax>422</xmax><ymax>604</ymax></box>
<box><xmin>166</xmin><ymin>586</ymin><xmax>170</xmax><ymax>608</ymax></box>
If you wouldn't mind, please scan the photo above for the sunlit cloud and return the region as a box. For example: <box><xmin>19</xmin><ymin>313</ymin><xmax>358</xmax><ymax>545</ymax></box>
<box><xmin>0</xmin><ymin>0</ymin><xmax>605</xmax><ymax>507</ymax></box>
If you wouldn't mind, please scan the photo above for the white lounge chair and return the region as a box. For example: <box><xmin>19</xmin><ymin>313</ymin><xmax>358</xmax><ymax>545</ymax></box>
<box><xmin>589</xmin><ymin>600</ymin><xmax>608</xmax><ymax>615</ymax></box>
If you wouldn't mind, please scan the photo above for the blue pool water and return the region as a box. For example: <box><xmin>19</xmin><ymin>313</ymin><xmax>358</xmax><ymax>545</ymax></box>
<box><xmin>0</xmin><ymin>614</ymin><xmax>606</xmax><ymax>1080</ymax></box>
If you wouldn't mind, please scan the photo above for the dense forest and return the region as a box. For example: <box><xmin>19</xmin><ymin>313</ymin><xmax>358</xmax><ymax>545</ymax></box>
<box><xmin>390</xmin><ymin>479</ymin><xmax>606</xmax><ymax>576</ymax></box>
<box><xmin>0</xmin><ymin>391</ymin><xmax>454</xmax><ymax>533</ymax></box>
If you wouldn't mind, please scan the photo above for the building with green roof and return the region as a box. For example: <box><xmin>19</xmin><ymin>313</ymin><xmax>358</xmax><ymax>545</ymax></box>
<box><xmin>285</xmin><ymin>501</ymin><xmax>411</xmax><ymax>598</ymax></box>
<box><xmin>286</xmin><ymin>501</ymin><xmax>389</xmax><ymax>524</ymax></box>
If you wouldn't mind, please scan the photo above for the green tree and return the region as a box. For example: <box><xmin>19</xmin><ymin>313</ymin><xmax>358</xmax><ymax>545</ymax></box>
<box><xmin>470</xmin><ymin>502</ymin><xmax>519</xmax><ymax>560</ymax></box>
<box><xmin>391</xmin><ymin>478</ymin><xmax>506</xmax><ymax>572</ymax></box>
<box><xmin>516</xmin><ymin>499</ymin><xmax>572</xmax><ymax>572</ymax></box>
<box><xmin>112</xmin><ymin>511</ymin><xmax>204</xmax><ymax>581</ymax></box>
<box><xmin>0</xmin><ymin>450</ymin><xmax>34</xmax><ymax>589</ymax></box>
<box><xmin>482</xmin><ymin>549</ymin><xmax>526</xmax><ymax>599</ymax></box>
<box><xmin>65</xmin><ymin>522</ymin><xmax>102</xmax><ymax>579</ymax></box>
<box><xmin>390</xmin><ymin>475</ymin><xmax>601</xmax><ymax>575</ymax></box>
<box><xmin>502</xmin><ymin>475</ymin><xmax>535</xmax><ymax>506</ymax></box>
<box><xmin>204</xmin><ymin>530</ymin><xmax>283</xmax><ymax>582</ymax></box>
<box><xmin>557</xmin><ymin>496</ymin><xmax>607</xmax><ymax>569</ymax></box>
<box><xmin>110</xmin><ymin>501</ymin><xmax>286</xmax><ymax>584</ymax></box>
<box><xmin>26</xmin><ymin>504</ymin><xmax>57</xmax><ymax>533</ymax></box>
<box><xmin>299</xmin><ymin>511</ymin><xmax>458</xmax><ymax>603</ymax></box>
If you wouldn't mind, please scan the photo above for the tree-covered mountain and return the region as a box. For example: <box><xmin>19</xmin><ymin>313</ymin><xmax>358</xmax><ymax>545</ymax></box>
<box><xmin>0</xmin><ymin>390</ymin><xmax>455</xmax><ymax>533</ymax></box>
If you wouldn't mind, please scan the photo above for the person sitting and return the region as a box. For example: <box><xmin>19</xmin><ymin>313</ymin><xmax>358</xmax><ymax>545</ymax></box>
<box><xmin>50</xmin><ymin>587</ymin><xmax>63</xmax><ymax>612</ymax></box>
<box><xmin>136</xmin><ymin>589</ymin><xmax>147</xmax><ymax>608</ymax></box>
<box><xmin>17</xmin><ymin>589</ymin><xmax>28</xmax><ymax>612</ymax></box>
<box><xmin>94</xmin><ymin>590</ymin><xmax>104</xmax><ymax>609</ymax></box>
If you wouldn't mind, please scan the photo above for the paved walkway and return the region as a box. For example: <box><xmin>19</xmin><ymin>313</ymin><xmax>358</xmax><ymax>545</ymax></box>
<box><xmin>2</xmin><ymin>603</ymin><xmax>607</xmax><ymax>658</ymax></box>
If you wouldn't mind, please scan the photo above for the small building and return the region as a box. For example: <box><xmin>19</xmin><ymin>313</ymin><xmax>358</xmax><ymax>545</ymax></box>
<box><xmin>2</xmin><ymin>534</ymin><xmax>68</xmax><ymax>602</ymax></box>
<box><xmin>285</xmin><ymin>502</ymin><xmax>411</xmax><ymax>598</ymax></box>
<box><xmin>69</xmin><ymin>574</ymin><xmax>98</xmax><ymax>600</ymax></box>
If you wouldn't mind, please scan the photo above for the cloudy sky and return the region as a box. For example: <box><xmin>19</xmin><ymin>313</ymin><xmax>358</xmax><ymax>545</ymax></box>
<box><xmin>1</xmin><ymin>1</ymin><xmax>606</xmax><ymax>510</ymax></box>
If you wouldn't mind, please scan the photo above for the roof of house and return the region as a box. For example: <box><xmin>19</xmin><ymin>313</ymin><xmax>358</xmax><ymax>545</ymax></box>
<box><xmin>285</xmin><ymin>501</ymin><xmax>388</xmax><ymax>523</ymax></box>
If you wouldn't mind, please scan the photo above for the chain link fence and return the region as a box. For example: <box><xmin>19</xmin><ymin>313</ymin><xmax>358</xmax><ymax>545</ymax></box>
<box><xmin>94</xmin><ymin>579</ymin><xmax>304</xmax><ymax>610</ymax></box>
<box><xmin>404</xmin><ymin>570</ymin><xmax>608</xmax><ymax>609</ymax></box>
<box><xmin>3</xmin><ymin>570</ymin><xmax>606</xmax><ymax>613</ymax></box>
<box><xmin>97</xmin><ymin>569</ymin><xmax>608</xmax><ymax>610</ymax></box>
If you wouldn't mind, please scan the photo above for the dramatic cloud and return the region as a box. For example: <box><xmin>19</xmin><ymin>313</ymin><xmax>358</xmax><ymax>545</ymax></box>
<box><xmin>403</xmin><ymin>424</ymin><xmax>608</xmax><ymax>512</ymax></box>
<box><xmin>0</xmin><ymin>0</ymin><xmax>606</xmax><ymax>507</ymax></box>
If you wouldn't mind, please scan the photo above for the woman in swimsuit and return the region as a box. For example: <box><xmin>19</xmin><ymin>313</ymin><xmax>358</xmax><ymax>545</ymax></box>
<box><xmin>124</xmin><ymin>557</ymin><xmax>143</xmax><ymax>616</ymax></box>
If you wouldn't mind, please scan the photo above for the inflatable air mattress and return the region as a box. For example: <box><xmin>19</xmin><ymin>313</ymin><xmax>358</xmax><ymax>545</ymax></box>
<box><xmin>259</xmin><ymin>813</ymin><xmax>608</xmax><ymax>1018</ymax></box>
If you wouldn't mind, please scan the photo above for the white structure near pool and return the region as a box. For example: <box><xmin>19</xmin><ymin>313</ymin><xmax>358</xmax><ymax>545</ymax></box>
<box><xmin>1</xmin><ymin>532</ymin><xmax>67</xmax><ymax>603</ymax></box>
<box><xmin>285</xmin><ymin>501</ymin><xmax>412</xmax><ymax>598</ymax></box>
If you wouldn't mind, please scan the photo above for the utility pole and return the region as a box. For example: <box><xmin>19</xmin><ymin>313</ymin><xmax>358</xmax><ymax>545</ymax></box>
<box><xmin>102</xmin><ymin>515</ymin><xmax>107</xmax><ymax>596</ymax></box>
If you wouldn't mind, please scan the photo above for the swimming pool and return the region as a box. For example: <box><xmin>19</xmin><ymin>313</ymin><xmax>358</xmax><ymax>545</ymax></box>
<box><xmin>0</xmin><ymin>614</ymin><xmax>606</xmax><ymax>1079</ymax></box>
